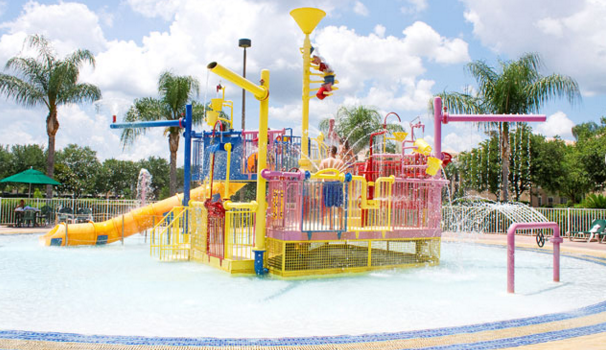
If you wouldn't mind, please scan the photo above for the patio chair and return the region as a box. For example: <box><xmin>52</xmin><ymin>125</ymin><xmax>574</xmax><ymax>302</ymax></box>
<box><xmin>40</xmin><ymin>205</ymin><xmax>54</xmax><ymax>226</ymax></box>
<box><xmin>569</xmin><ymin>219</ymin><xmax>606</xmax><ymax>242</ymax></box>
<box><xmin>22</xmin><ymin>209</ymin><xmax>37</xmax><ymax>227</ymax></box>
<box><xmin>57</xmin><ymin>207</ymin><xmax>74</xmax><ymax>224</ymax></box>
<box><xmin>75</xmin><ymin>207</ymin><xmax>93</xmax><ymax>223</ymax></box>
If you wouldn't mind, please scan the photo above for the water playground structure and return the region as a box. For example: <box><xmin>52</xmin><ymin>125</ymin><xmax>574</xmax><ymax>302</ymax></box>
<box><xmin>40</xmin><ymin>7</ymin><xmax>554</xmax><ymax>280</ymax></box>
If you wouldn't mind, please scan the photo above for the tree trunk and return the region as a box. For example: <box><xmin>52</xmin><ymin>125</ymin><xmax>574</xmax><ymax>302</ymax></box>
<box><xmin>168</xmin><ymin>131</ymin><xmax>180</xmax><ymax>196</ymax></box>
<box><xmin>46</xmin><ymin>109</ymin><xmax>59</xmax><ymax>198</ymax></box>
<box><xmin>500</xmin><ymin>123</ymin><xmax>510</xmax><ymax>202</ymax></box>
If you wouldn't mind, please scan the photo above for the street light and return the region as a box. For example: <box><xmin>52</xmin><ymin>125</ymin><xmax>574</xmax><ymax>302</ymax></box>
<box><xmin>239</xmin><ymin>38</ymin><xmax>251</xmax><ymax>131</ymax></box>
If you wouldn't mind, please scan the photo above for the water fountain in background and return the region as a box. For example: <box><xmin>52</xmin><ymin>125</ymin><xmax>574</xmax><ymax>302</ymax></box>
<box><xmin>136</xmin><ymin>169</ymin><xmax>153</xmax><ymax>207</ymax></box>
<box><xmin>443</xmin><ymin>195</ymin><xmax>549</xmax><ymax>234</ymax></box>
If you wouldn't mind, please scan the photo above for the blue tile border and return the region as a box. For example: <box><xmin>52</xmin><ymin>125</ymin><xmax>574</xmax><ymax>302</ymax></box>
<box><xmin>1</xmin><ymin>247</ymin><xmax>605</xmax><ymax>348</ymax></box>
<box><xmin>418</xmin><ymin>322</ymin><xmax>606</xmax><ymax>350</ymax></box>
<box><xmin>1</xmin><ymin>300</ymin><xmax>605</xmax><ymax>347</ymax></box>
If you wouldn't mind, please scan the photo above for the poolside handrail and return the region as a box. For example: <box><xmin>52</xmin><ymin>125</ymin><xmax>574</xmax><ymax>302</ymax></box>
<box><xmin>507</xmin><ymin>222</ymin><xmax>563</xmax><ymax>294</ymax></box>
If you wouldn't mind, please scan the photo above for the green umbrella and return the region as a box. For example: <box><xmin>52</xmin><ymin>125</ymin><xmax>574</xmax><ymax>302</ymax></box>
<box><xmin>0</xmin><ymin>168</ymin><xmax>61</xmax><ymax>198</ymax></box>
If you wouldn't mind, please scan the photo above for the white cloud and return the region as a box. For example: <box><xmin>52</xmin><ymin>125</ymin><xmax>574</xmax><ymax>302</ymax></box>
<box><xmin>0</xmin><ymin>2</ymin><xmax>7</xmax><ymax>17</ymax></box>
<box><xmin>401</xmin><ymin>22</ymin><xmax>470</xmax><ymax>64</ymax></box>
<box><xmin>461</xmin><ymin>0</ymin><xmax>606</xmax><ymax>95</ymax></box>
<box><xmin>353</xmin><ymin>1</ymin><xmax>369</xmax><ymax>16</ymax></box>
<box><xmin>401</xmin><ymin>0</ymin><xmax>428</xmax><ymax>14</ymax></box>
<box><xmin>442</xmin><ymin>129</ymin><xmax>485</xmax><ymax>153</ymax></box>
<box><xmin>533</xmin><ymin>111</ymin><xmax>574</xmax><ymax>139</ymax></box>
<box><xmin>374</xmin><ymin>24</ymin><xmax>386</xmax><ymax>38</ymax></box>
<box><xmin>0</xmin><ymin>1</ymin><xmax>107</xmax><ymax>53</ymax></box>
<box><xmin>126</xmin><ymin>0</ymin><xmax>182</xmax><ymax>21</ymax></box>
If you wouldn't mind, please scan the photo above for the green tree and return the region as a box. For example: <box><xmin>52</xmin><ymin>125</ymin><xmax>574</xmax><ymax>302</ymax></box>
<box><xmin>559</xmin><ymin>145</ymin><xmax>592</xmax><ymax>203</ymax></box>
<box><xmin>96</xmin><ymin>159</ymin><xmax>139</xmax><ymax>198</ymax></box>
<box><xmin>7</xmin><ymin>144</ymin><xmax>47</xmax><ymax>194</ymax></box>
<box><xmin>0</xmin><ymin>145</ymin><xmax>12</xmax><ymax>192</ymax></box>
<box><xmin>319</xmin><ymin>105</ymin><xmax>404</xmax><ymax>155</ymax></box>
<box><xmin>10</xmin><ymin>144</ymin><xmax>46</xmax><ymax>173</ymax></box>
<box><xmin>0</xmin><ymin>35</ymin><xmax>101</xmax><ymax>197</ymax></box>
<box><xmin>437</xmin><ymin>53</ymin><xmax>580</xmax><ymax>201</ymax></box>
<box><xmin>55</xmin><ymin>144</ymin><xmax>101</xmax><ymax>198</ymax></box>
<box><xmin>121</xmin><ymin>72</ymin><xmax>205</xmax><ymax>196</ymax></box>
<box><xmin>529</xmin><ymin>135</ymin><xmax>567</xmax><ymax>197</ymax></box>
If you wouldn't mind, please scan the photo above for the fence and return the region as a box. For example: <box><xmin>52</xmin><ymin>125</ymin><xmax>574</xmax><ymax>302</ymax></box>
<box><xmin>0</xmin><ymin>197</ymin><xmax>145</xmax><ymax>226</ymax></box>
<box><xmin>442</xmin><ymin>206</ymin><xmax>606</xmax><ymax>237</ymax></box>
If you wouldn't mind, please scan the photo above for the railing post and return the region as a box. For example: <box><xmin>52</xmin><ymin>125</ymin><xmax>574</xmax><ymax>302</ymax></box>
<box><xmin>567</xmin><ymin>207</ymin><xmax>570</xmax><ymax>237</ymax></box>
<box><xmin>65</xmin><ymin>222</ymin><xmax>69</xmax><ymax>247</ymax></box>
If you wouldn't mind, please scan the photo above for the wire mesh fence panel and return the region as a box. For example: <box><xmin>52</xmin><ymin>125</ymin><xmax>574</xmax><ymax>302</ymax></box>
<box><xmin>189</xmin><ymin>201</ymin><xmax>208</xmax><ymax>261</ymax></box>
<box><xmin>225</xmin><ymin>208</ymin><xmax>256</xmax><ymax>260</ymax></box>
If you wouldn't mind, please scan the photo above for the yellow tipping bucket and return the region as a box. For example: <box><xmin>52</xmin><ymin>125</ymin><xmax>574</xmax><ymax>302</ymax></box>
<box><xmin>211</xmin><ymin>98</ymin><xmax>223</xmax><ymax>112</ymax></box>
<box><xmin>426</xmin><ymin>157</ymin><xmax>443</xmax><ymax>176</ymax></box>
<box><xmin>206</xmin><ymin>110</ymin><xmax>219</xmax><ymax>127</ymax></box>
<box><xmin>393</xmin><ymin>132</ymin><xmax>408</xmax><ymax>142</ymax></box>
<box><xmin>413</xmin><ymin>138</ymin><xmax>432</xmax><ymax>156</ymax></box>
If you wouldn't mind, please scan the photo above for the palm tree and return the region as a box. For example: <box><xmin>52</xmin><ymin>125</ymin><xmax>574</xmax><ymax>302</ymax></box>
<box><xmin>121</xmin><ymin>72</ymin><xmax>205</xmax><ymax>196</ymax></box>
<box><xmin>437</xmin><ymin>53</ymin><xmax>580</xmax><ymax>201</ymax></box>
<box><xmin>0</xmin><ymin>35</ymin><xmax>101</xmax><ymax>198</ymax></box>
<box><xmin>319</xmin><ymin>105</ymin><xmax>403</xmax><ymax>155</ymax></box>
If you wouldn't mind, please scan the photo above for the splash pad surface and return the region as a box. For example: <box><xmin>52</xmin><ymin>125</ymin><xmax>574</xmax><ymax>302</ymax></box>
<box><xmin>2</xmin><ymin>233</ymin><xmax>606</xmax><ymax>340</ymax></box>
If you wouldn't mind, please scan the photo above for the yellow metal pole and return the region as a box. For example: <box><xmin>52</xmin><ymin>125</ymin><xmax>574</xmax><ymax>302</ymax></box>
<box><xmin>207</xmin><ymin>62</ymin><xmax>268</xmax><ymax>101</ymax></box>
<box><xmin>223</xmin><ymin>143</ymin><xmax>232</xmax><ymax>200</ymax></box>
<box><xmin>254</xmin><ymin>69</ymin><xmax>270</xmax><ymax>256</ymax></box>
<box><xmin>299</xmin><ymin>33</ymin><xmax>312</xmax><ymax>170</ymax></box>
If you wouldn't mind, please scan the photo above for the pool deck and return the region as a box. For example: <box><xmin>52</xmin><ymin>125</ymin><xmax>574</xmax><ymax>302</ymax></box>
<box><xmin>1</xmin><ymin>230</ymin><xmax>605</xmax><ymax>349</ymax></box>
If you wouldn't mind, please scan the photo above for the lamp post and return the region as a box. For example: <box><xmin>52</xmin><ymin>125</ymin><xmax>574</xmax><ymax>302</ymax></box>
<box><xmin>239</xmin><ymin>38</ymin><xmax>251</xmax><ymax>131</ymax></box>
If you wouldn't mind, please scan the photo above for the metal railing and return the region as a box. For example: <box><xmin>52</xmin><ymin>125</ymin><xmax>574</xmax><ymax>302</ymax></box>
<box><xmin>0</xmin><ymin>197</ymin><xmax>145</xmax><ymax>226</ymax></box>
<box><xmin>149</xmin><ymin>206</ymin><xmax>190</xmax><ymax>261</ymax></box>
<box><xmin>442</xmin><ymin>206</ymin><xmax>606</xmax><ymax>236</ymax></box>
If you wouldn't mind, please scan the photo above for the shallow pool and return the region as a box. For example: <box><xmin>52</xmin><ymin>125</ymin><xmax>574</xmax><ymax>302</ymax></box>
<box><xmin>0</xmin><ymin>233</ymin><xmax>604</xmax><ymax>338</ymax></box>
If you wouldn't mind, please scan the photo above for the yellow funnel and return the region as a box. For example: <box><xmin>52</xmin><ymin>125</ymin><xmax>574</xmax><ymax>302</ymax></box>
<box><xmin>394</xmin><ymin>132</ymin><xmax>408</xmax><ymax>142</ymax></box>
<box><xmin>290</xmin><ymin>7</ymin><xmax>326</xmax><ymax>34</ymax></box>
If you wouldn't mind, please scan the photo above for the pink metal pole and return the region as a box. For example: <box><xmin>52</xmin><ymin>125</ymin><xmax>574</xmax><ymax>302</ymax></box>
<box><xmin>433</xmin><ymin>97</ymin><xmax>442</xmax><ymax>160</ymax></box>
<box><xmin>507</xmin><ymin>222</ymin><xmax>562</xmax><ymax>293</ymax></box>
<box><xmin>444</xmin><ymin>114</ymin><xmax>546</xmax><ymax>123</ymax></box>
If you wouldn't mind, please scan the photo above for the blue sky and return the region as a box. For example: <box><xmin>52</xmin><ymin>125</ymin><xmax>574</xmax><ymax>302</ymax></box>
<box><xmin>0</xmin><ymin>0</ymin><xmax>603</xmax><ymax>164</ymax></box>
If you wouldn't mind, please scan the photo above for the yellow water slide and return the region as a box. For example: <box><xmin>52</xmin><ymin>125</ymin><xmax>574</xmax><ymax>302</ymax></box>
<box><xmin>40</xmin><ymin>183</ymin><xmax>245</xmax><ymax>246</ymax></box>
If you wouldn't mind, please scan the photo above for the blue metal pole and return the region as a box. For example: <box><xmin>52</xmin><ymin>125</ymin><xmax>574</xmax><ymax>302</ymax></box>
<box><xmin>110</xmin><ymin>120</ymin><xmax>182</xmax><ymax>129</ymax></box>
<box><xmin>182</xmin><ymin>104</ymin><xmax>193</xmax><ymax>206</ymax></box>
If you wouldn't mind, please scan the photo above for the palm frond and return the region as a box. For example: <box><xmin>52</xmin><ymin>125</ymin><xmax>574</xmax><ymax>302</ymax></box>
<box><xmin>526</xmin><ymin>74</ymin><xmax>581</xmax><ymax>112</ymax></box>
<box><xmin>0</xmin><ymin>73</ymin><xmax>47</xmax><ymax>107</ymax></box>
<box><xmin>58</xmin><ymin>83</ymin><xmax>102</xmax><ymax>104</ymax></box>
<box><xmin>120</xmin><ymin>97</ymin><xmax>169</xmax><ymax>149</ymax></box>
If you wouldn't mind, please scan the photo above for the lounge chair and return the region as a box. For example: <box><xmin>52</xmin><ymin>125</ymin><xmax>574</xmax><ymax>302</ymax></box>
<box><xmin>569</xmin><ymin>219</ymin><xmax>606</xmax><ymax>242</ymax></box>
<box><xmin>40</xmin><ymin>205</ymin><xmax>54</xmax><ymax>226</ymax></box>
<box><xmin>57</xmin><ymin>207</ymin><xmax>74</xmax><ymax>224</ymax></box>
<box><xmin>75</xmin><ymin>207</ymin><xmax>93</xmax><ymax>223</ymax></box>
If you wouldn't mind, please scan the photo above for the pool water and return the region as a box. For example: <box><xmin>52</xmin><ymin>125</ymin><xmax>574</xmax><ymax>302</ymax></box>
<box><xmin>0</xmin><ymin>233</ymin><xmax>604</xmax><ymax>338</ymax></box>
